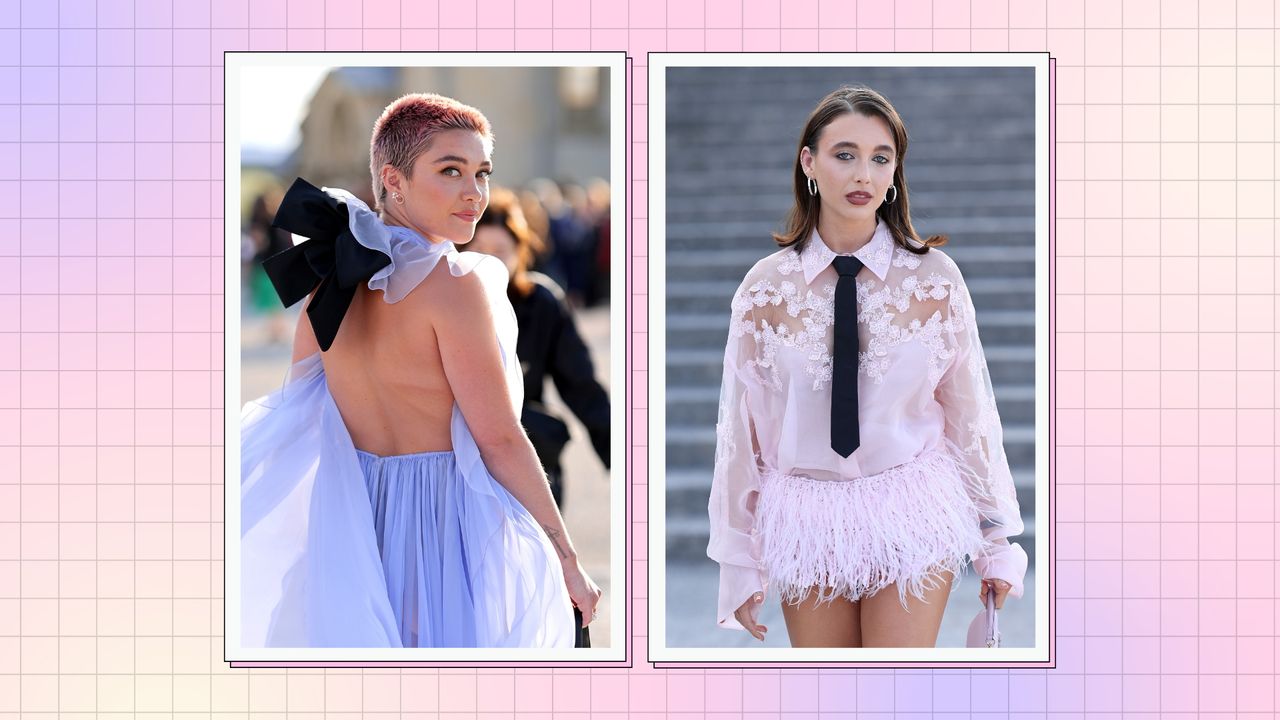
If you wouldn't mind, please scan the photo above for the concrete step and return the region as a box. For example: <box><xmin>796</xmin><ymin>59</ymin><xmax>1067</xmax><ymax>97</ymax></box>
<box><xmin>664</xmin><ymin>161</ymin><xmax>1035</xmax><ymax>195</ymax></box>
<box><xmin>665</xmin><ymin>308</ymin><xmax>1037</xmax><ymax>350</ymax></box>
<box><xmin>666</xmin><ymin>381</ymin><xmax>1037</xmax><ymax>427</ymax></box>
<box><xmin>666</xmin><ymin>341</ymin><xmax>1037</xmax><ymax>388</ymax></box>
<box><xmin>667</xmin><ymin>228</ymin><xmax>1035</xmax><ymax>254</ymax></box>
<box><xmin>663</xmin><ymin>420</ymin><xmax>1037</xmax><ymax>471</ymax></box>
<box><xmin>665</xmin><ymin>245</ymin><xmax>1037</xmax><ymax>283</ymax></box>
<box><xmin>665</xmin><ymin>96</ymin><xmax>1032</xmax><ymax>125</ymax></box>
<box><xmin>665</xmin><ymin>242</ymin><xmax>1034</xmax><ymax>272</ymax></box>
<box><xmin>666</xmin><ymin>188</ymin><xmax>1035</xmax><ymax>225</ymax></box>
<box><xmin>666</xmin><ymin>141</ymin><xmax>1037</xmax><ymax>173</ymax></box>
<box><xmin>665</xmin><ymin>463</ymin><xmax>1037</xmax><ymax>496</ymax></box>
<box><xmin>665</xmin><ymin>88</ymin><xmax>1033</xmax><ymax>122</ymax></box>
<box><xmin>663</xmin><ymin>276</ymin><xmax>1037</xmax><ymax>315</ymax></box>
<box><xmin>664</xmin><ymin>380</ymin><xmax>1037</xmax><ymax>402</ymax></box>
<box><xmin>667</xmin><ymin>94</ymin><xmax>1032</xmax><ymax>135</ymax></box>
<box><xmin>665</xmin><ymin>63</ymin><xmax>1031</xmax><ymax>87</ymax></box>
<box><xmin>665</xmin><ymin>215</ymin><xmax>1034</xmax><ymax>249</ymax></box>
<box><xmin>665</xmin><ymin>83</ymin><xmax>1034</xmax><ymax>128</ymax></box>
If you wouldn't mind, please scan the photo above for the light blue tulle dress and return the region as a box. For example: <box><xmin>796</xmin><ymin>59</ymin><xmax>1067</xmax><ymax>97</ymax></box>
<box><xmin>239</xmin><ymin>187</ymin><xmax>575</xmax><ymax>649</ymax></box>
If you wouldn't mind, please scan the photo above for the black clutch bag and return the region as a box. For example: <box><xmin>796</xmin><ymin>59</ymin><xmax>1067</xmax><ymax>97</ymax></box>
<box><xmin>573</xmin><ymin>607</ymin><xmax>591</xmax><ymax>648</ymax></box>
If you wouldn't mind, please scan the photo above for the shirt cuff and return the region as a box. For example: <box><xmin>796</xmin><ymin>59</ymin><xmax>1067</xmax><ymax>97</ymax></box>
<box><xmin>717</xmin><ymin>562</ymin><xmax>766</xmax><ymax>631</ymax></box>
<box><xmin>972</xmin><ymin>541</ymin><xmax>1029</xmax><ymax>599</ymax></box>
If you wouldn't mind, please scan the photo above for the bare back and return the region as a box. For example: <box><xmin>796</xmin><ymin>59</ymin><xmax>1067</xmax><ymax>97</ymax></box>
<box><xmin>318</xmin><ymin>263</ymin><xmax>457</xmax><ymax>456</ymax></box>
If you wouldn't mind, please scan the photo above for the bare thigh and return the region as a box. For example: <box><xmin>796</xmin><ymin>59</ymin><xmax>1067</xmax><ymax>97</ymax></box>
<box><xmin>859</xmin><ymin>567</ymin><xmax>955</xmax><ymax>648</ymax></box>
<box><xmin>780</xmin><ymin>588</ymin><xmax>861</xmax><ymax>648</ymax></box>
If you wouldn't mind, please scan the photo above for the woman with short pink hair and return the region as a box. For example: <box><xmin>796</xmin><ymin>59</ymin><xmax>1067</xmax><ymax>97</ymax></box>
<box><xmin>240</xmin><ymin>92</ymin><xmax>600</xmax><ymax>649</ymax></box>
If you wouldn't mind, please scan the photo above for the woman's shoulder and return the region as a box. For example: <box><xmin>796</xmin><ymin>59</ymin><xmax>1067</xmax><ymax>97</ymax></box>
<box><xmin>735</xmin><ymin>246</ymin><xmax>800</xmax><ymax>289</ymax></box>
<box><xmin>396</xmin><ymin>253</ymin><xmax>486</xmax><ymax>322</ymax></box>
<box><xmin>899</xmin><ymin>242</ymin><xmax>965</xmax><ymax>285</ymax></box>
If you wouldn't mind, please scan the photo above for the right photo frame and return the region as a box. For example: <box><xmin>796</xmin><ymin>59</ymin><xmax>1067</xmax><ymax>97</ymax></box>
<box><xmin>648</xmin><ymin>53</ymin><xmax>1052</xmax><ymax>664</ymax></box>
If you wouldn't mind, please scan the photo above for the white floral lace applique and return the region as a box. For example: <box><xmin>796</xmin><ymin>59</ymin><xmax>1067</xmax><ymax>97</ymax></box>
<box><xmin>859</xmin><ymin>230</ymin><xmax>893</xmax><ymax>270</ymax></box>
<box><xmin>947</xmin><ymin>281</ymin><xmax>1004</xmax><ymax>454</ymax></box>
<box><xmin>730</xmin><ymin>279</ymin><xmax>786</xmax><ymax>391</ymax></box>
<box><xmin>730</xmin><ymin>254</ymin><xmax>839</xmax><ymax>392</ymax></box>
<box><xmin>858</xmin><ymin>270</ymin><xmax>961</xmax><ymax>386</ymax></box>
<box><xmin>728</xmin><ymin>284</ymin><xmax>760</xmax><ymax>340</ymax></box>
<box><xmin>732</xmin><ymin>248</ymin><xmax>972</xmax><ymax>391</ymax></box>
<box><xmin>891</xmin><ymin>245</ymin><xmax>923</xmax><ymax>270</ymax></box>
<box><xmin>713</xmin><ymin>393</ymin><xmax>737</xmax><ymax>464</ymax></box>
<box><xmin>960</xmin><ymin>384</ymin><xmax>1004</xmax><ymax>461</ymax></box>
<box><xmin>776</xmin><ymin>250</ymin><xmax>804</xmax><ymax>277</ymax></box>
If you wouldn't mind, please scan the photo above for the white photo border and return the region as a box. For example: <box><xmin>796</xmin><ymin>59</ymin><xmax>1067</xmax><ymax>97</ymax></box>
<box><xmin>225</xmin><ymin>51</ymin><xmax>628</xmax><ymax>663</ymax></box>
<box><xmin>647</xmin><ymin>52</ymin><xmax>1052</xmax><ymax>664</ymax></box>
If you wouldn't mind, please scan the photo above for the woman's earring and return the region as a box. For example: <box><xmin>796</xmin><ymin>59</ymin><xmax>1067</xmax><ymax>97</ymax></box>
<box><xmin>392</xmin><ymin>191</ymin><xmax>405</xmax><ymax>205</ymax></box>
<box><xmin>807</xmin><ymin>175</ymin><xmax>818</xmax><ymax>197</ymax></box>
<box><xmin>885</xmin><ymin>184</ymin><xmax>897</xmax><ymax>204</ymax></box>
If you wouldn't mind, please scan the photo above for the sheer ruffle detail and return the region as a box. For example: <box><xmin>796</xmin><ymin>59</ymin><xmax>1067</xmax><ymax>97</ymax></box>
<box><xmin>240</xmin><ymin>353</ymin><xmax>404</xmax><ymax>647</ymax></box>
<box><xmin>328</xmin><ymin>185</ymin><xmax>512</xmax><ymax>324</ymax></box>
<box><xmin>321</xmin><ymin>186</ymin><xmax>453</xmax><ymax>304</ymax></box>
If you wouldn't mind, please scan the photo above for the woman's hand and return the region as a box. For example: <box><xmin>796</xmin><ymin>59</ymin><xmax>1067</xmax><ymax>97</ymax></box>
<box><xmin>431</xmin><ymin>266</ymin><xmax>601</xmax><ymax>628</ymax></box>
<box><xmin>979</xmin><ymin>578</ymin><xmax>1012</xmax><ymax>609</ymax></box>
<box><xmin>563</xmin><ymin>559</ymin><xmax>603</xmax><ymax>626</ymax></box>
<box><xmin>734</xmin><ymin>592</ymin><xmax>768</xmax><ymax>641</ymax></box>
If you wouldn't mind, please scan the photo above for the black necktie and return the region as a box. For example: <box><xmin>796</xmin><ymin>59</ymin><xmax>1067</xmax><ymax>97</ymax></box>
<box><xmin>831</xmin><ymin>255</ymin><xmax>864</xmax><ymax>457</ymax></box>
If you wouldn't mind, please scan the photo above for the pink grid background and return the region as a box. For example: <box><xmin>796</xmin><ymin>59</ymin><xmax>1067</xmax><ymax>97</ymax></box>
<box><xmin>2</xmin><ymin>0</ymin><xmax>1276</xmax><ymax>715</ymax></box>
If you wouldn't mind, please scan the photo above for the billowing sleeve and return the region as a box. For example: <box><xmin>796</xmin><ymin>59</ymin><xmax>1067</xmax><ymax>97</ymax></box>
<box><xmin>936</xmin><ymin>264</ymin><xmax>1029</xmax><ymax>599</ymax></box>
<box><xmin>707</xmin><ymin>278</ymin><xmax>768</xmax><ymax>630</ymax></box>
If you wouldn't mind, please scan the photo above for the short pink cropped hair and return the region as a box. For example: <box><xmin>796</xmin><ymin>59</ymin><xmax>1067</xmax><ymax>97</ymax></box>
<box><xmin>369</xmin><ymin>93</ymin><xmax>494</xmax><ymax>211</ymax></box>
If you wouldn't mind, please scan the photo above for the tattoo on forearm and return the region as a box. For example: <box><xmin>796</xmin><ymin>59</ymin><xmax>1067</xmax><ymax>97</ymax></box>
<box><xmin>542</xmin><ymin>524</ymin><xmax>571</xmax><ymax>560</ymax></box>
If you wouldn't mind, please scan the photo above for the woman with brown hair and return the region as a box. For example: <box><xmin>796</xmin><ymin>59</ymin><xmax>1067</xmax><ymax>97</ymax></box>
<box><xmin>707</xmin><ymin>85</ymin><xmax>1027</xmax><ymax>647</ymax></box>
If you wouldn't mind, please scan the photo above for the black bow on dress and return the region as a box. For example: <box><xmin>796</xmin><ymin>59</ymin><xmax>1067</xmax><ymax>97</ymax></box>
<box><xmin>263</xmin><ymin>177</ymin><xmax>391</xmax><ymax>352</ymax></box>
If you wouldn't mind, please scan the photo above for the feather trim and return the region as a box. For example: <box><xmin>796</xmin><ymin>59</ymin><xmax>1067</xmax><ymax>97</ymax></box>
<box><xmin>755</xmin><ymin>446</ymin><xmax>986</xmax><ymax>611</ymax></box>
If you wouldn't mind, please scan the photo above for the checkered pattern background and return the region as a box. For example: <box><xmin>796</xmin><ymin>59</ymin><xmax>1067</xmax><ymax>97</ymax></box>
<box><xmin>2</xmin><ymin>0</ymin><xmax>1276</xmax><ymax>715</ymax></box>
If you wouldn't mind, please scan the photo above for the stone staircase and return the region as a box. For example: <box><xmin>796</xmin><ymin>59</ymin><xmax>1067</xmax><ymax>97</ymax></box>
<box><xmin>661</xmin><ymin>66</ymin><xmax>1039</xmax><ymax>566</ymax></box>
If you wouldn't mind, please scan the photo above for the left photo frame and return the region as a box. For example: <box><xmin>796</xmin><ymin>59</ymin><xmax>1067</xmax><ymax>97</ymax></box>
<box><xmin>223</xmin><ymin>51</ymin><xmax>628</xmax><ymax>664</ymax></box>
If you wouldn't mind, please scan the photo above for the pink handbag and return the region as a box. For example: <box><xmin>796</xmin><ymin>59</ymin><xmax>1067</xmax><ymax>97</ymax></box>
<box><xmin>965</xmin><ymin>588</ymin><xmax>1001</xmax><ymax>648</ymax></box>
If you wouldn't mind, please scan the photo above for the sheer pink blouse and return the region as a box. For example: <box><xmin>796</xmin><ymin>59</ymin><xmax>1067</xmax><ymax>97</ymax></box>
<box><xmin>708</xmin><ymin>217</ymin><xmax>1030</xmax><ymax>630</ymax></box>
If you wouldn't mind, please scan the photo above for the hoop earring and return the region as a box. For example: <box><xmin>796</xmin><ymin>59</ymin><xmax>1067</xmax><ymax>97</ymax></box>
<box><xmin>807</xmin><ymin>176</ymin><xmax>818</xmax><ymax>197</ymax></box>
<box><xmin>392</xmin><ymin>191</ymin><xmax>405</xmax><ymax>206</ymax></box>
<box><xmin>885</xmin><ymin>184</ymin><xmax>897</xmax><ymax>204</ymax></box>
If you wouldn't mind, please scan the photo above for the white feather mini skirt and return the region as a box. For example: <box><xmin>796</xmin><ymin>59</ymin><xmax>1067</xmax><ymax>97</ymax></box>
<box><xmin>755</xmin><ymin>444</ymin><xmax>987</xmax><ymax>611</ymax></box>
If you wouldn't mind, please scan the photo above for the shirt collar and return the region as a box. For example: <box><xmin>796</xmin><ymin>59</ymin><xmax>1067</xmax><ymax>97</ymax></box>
<box><xmin>799</xmin><ymin>217</ymin><xmax>896</xmax><ymax>285</ymax></box>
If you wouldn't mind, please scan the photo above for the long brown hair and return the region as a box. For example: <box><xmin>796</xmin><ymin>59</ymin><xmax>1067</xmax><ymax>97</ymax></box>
<box><xmin>475</xmin><ymin>187</ymin><xmax>546</xmax><ymax>299</ymax></box>
<box><xmin>772</xmin><ymin>85</ymin><xmax>947</xmax><ymax>256</ymax></box>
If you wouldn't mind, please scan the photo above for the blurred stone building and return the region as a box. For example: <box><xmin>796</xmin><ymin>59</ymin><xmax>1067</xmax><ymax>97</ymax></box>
<box><xmin>292</xmin><ymin>66</ymin><xmax>610</xmax><ymax>205</ymax></box>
